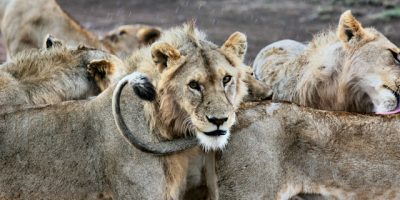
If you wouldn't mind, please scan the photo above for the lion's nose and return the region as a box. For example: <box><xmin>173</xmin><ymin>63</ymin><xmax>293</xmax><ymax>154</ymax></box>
<box><xmin>207</xmin><ymin>116</ymin><xmax>228</xmax><ymax>126</ymax></box>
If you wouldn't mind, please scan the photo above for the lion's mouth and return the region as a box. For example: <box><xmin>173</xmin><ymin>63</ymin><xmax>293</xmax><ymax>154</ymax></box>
<box><xmin>203</xmin><ymin>130</ymin><xmax>227</xmax><ymax>136</ymax></box>
<box><xmin>376</xmin><ymin>86</ymin><xmax>400</xmax><ymax>115</ymax></box>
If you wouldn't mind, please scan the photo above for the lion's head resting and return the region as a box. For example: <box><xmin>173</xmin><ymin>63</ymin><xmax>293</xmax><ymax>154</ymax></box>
<box><xmin>336</xmin><ymin>11</ymin><xmax>400</xmax><ymax>114</ymax></box>
<box><xmin>43</xmin><ymin>34</ymin><xmax>127</xmax><ymax>92</ymax></box>
<box><xmin>101</xmin><ymin>24</ymin><xmax>161</xmax><ymax>58</ymax></box>
<box><xmin>151</xmin><ymin>23</ymin><xmax>248</xmax><ymax>150</ymax></box>
<box><xmin>297</xmin><ymin>11</ymin><xmax>400</xmax><ymax>114</ymax></box>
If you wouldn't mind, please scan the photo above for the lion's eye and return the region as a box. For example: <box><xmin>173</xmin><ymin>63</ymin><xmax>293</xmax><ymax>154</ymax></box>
<box><xmin>222</xmin><ymin>75</ymin><xmax>232</xmax><ymax>86</ymax></box>
<box><xmin>390</xmin><ymin>50</ymin><xmax>400</xmax><ymax>65</ymax></box>
<box><xmin>188</xmin><ymin>81</ymin><xmax>201</xmax><ymax>91</ymax></box>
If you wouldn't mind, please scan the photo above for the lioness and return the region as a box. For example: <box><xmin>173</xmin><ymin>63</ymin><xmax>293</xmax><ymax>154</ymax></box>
<box><xmin>100</xmin><ymin>24</ymin><xmax>162</xmax><ymax>58</ymax></box>
<box><xmin>0</xmin><ymin>0</ymin><xmax>161</xmax><ymax>59</ymax></box>
<box><xmin>0</xmin><ymin>35</ymin><xmax>126</xmax><ymax>106</ymax></box>
<box><xmin>217</xmin><ymin>101</ymin><xmax>400</xmax><ymax>200</ymax></box>
<box><xmin>254</xmin><ymin>10</ymin><xmax>400</xmax><ymax>115</ymax></box>
<box><xmin>0</xmin><ymin>72</ymin><xmax>167</xmax><ymax>199</ymax></box>
<box><xmin>3</xmin><ymin>77</ymin><xmax>400</xmax><ymax>199</ymax></box>
<box><xmin>112</xmin><ymin>22</ymin><xmax>271</xmax><ymax>199</ymax></box>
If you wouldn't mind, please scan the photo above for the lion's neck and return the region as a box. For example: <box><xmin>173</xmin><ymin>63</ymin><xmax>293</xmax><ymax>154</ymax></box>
<box><xmin>144</xmin><ymin>92</ymin><xmax>194</xmax><ymax>140</ymax></box>
<box><xmin>55</xmin><ymin>3</ymin><xmax>106</xmax><ymax>51</ymax></box>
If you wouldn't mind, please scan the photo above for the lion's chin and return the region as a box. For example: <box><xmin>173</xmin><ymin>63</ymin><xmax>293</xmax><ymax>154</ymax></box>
<box><xmin>196</xmin><ymin>131</ymin><xmax>230</xmax><ymax>152</ymax></box>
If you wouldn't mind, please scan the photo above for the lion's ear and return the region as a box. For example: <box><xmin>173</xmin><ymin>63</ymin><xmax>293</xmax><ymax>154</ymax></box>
<box><xmin>337</xmin><ymin>10</ymin><xmax>372</xmax><ymax>44</ymax></box>
<box><xmin>87</xmin><ymin>59</ymin><xmax>115</xmax><ymax>90</ymax></box>
<box><xmin>87</xmin><ymin>59</ymin><xmax>112</xmax><ymax>78</ymax></box>
<box><xmin>221</xmin><ymin>32</ymin><xmax>247</xmax><ymax>63</ymax></box>
<box><xmin>151</xmin><ymin>42</ymin><xmax>182</xmax><ymax>72</ymax></box>
<box><xmin>137</xmin><ymin>27</ymin><xmax>161</xmax><ymax>45</ymax></box>
<box><xmin>242</xmin><ymin>69</ymin><xmax>273</xmax><ymax>101</ymax></box>
<box><xmin>43</xmin><ymin>34</ymin><xmax>63</xmax><ymax>49</ymax></box>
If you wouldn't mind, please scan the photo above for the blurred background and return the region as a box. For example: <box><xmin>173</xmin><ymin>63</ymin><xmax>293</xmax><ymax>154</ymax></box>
<box><xmin>5</xmin><ymin>0</ymin><xmax>400</xmax><ymax>63</ymax></box>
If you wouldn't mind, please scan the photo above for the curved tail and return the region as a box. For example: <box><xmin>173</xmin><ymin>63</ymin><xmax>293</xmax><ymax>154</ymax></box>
<box><xmin>112</xmin><ymin>72</ymin><xmax>197</xmax><ymax>155</ymax></box>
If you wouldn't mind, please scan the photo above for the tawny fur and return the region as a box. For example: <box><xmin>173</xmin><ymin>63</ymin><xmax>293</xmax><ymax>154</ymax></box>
<box><xmin>0</xmin><ymin>40</ymin><xmax>125</xmax><ymax>107</ymax></box>
<box><xmin>2</xmin><ymin>86</ymin><xmax>400</xmax><ymax>199</ymax></box>
<box><xmin>254</xmin><ymin>10</ymin><xmax>400</xmax><ymax>114</ymax></box>
<box><xmin>0</xmin><ymin>84</ymin><xmax>168</xmax><ymax>199</ymax></box>
<box><xmin>217</xmin><ymin>101</ymin><xmax>400</xmax><ymax>200</ymax></box>
<box><xmin>100</xmin><ymin>24</ymin><xmax>162</xmax><ymax>59</ymax></box>
<box><xmin>124</xmin><ymin>22</ymin><xmax>268</xmax><ymax>200</ymax></box>
<box><xmin>0</xmin><ymin>0</ymin><xmax>161</xmax><ymax>59</ymax></box>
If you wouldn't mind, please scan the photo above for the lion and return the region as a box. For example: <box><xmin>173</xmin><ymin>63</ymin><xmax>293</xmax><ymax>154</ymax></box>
<box><xmin>0</xmin><ymin>72</ymin><xmax>168</xmax><ymax>199</ymax></box>
<box><xmin>100</xmin><ymin>24</ymin><xmax>162</xmax><ymax>58</ymax></box>
<box><xmin>111</xmin><ymin>22</ymin><xmax>271</xmax><ymax>199</ymax></box>
<box><xmin>253</xmin><ymin>10</ymin><xmax>400</xmax><ymax>115</ymax></box>
<box><xmin>0</xmin><ymin>0</ymin><xmax>161</xmax><ymax>59</ymax></box>
<box><xmin>217</xmin><ymin>101</ymin><xmax>400</xmax><ymax>200</ymax></box>
<box><xmin>0</xmin><ymin>35</ymin><xmax>126</xmax><ymax>107</ymax></box>
<box><xmin>2</xmin><ymin>75</ymin><xmax>400</xmax><ymax>199</ymax></box>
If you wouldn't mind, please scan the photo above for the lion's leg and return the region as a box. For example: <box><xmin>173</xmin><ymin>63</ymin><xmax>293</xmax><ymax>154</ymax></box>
<box><xmin>205</xmin><ymin>151</ymin><xmax>219</xmax><ymax>200</ymax></box>
<box><xmin>164</xmin><ymin>154</ymin><xmax>190</xmax><ymax>200</ymax></box>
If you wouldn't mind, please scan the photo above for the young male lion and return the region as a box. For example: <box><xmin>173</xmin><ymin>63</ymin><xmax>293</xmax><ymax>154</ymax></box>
<box><xmin>0</xmin><ymin>35</ymin><xmax>126</xmax><ymax>107</ymax></box>
<box><xmin>254</xmin><ymin>10</ymin><xmax>400</xmax><ymax>115</ymax></box>
<box><xmin>112</xmin><ymin>22</ymin><xmax>271</xmax><ymax>200</ymax></box>
<box><xmin>0</xmin><ymin>0</ymin><xmax>161</xmax><ymax>59</ymax></box>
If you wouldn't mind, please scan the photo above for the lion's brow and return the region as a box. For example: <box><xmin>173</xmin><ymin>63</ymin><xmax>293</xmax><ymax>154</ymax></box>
<box><xmin>199</xmin><ymin>48</ymin><xmax>216</xmax><ymax>83</ymax></box>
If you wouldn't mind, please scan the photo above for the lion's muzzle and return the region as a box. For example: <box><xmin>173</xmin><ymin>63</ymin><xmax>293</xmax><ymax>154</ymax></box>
<box><xmin>206</xmin><ymin>116</ymin><xmax>228</xmax><ymax>126</ymax></box>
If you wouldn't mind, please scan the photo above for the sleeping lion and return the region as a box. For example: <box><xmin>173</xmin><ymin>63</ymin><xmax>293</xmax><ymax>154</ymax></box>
<box><xmin>254</xmin><ymin>10</ymin><xmax>400</xmax><ymax>115</ymax></box>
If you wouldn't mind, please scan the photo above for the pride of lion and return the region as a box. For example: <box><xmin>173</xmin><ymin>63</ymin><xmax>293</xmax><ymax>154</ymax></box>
<box><xmin>0</xmin><ymin>0</ymin><xmax>398</xmax><ymax>199</ymax></box>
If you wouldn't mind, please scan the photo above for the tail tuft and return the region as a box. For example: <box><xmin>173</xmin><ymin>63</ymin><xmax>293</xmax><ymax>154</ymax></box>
<box><xmin>123</xmin><ymin>72</ymin><xmax>156</xmax><ymax>101</ymax></box>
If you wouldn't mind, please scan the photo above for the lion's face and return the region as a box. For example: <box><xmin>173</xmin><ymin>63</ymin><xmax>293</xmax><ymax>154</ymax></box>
<box><xmin>336</xmin><ymin>11</ymin><xmax>400</xmax><ymax>114</ymax></box>
<box><xmin>152</xmin><ymin>30</ymin><xmax>248</xmax><ymax>150</ymax></box>
<box><xmin>175</xmin><ymin>48</ymin><xmax>246</xmax><ymax>150</ymax></box>
<box><xmin>351</xmin><ymin>33</ymin><xmax>400</xmax><ymax>114</ymax></box>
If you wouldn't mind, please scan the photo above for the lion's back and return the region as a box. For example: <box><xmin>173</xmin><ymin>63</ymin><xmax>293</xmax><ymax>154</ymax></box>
<box><xmin>1</xmin><ymin>0</ymin><xmax>100</xmax><ymax>59</ymax></box>
<box><xmin>253</xmin><ymin>40</ymin><xmax>305</xmax><ymax>87</ymax></box>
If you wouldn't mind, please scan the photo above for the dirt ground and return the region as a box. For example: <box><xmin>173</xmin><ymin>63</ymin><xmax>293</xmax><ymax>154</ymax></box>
<box><xmin>52</xmin><ymin>0</ymin><xmax>400</xmax><ymax>64</ymax></box>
